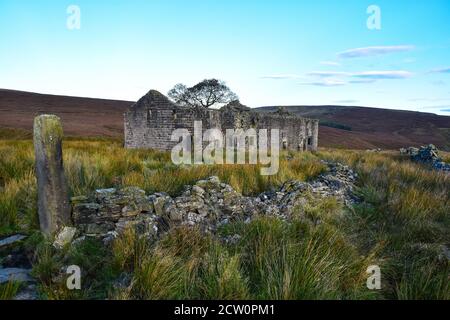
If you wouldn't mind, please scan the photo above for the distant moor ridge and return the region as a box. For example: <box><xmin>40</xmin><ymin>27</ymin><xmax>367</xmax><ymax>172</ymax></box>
<box><xmin>0</xmin><ymin>89</ymin><xmax>449</xmax><ymax>150</ymax></box>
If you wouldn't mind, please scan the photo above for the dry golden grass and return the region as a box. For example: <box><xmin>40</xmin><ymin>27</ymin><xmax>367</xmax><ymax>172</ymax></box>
<box><xmin>0</xmin><ymin>140</ymin><xmax>325</xmax><ymax>234</ymax></box>
<box><xmin>1</xmin><ymin>139</ymin><xmax>448</xmax><ymax>299</ymax></box>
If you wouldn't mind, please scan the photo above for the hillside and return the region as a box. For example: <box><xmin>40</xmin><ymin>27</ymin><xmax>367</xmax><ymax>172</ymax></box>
<box><xmin>0</xmin><ymin>89</ymin><xmax>131</xmax><ymax>138</ymax></box>
<box><xmin>257</xmin><ymin>105</ymin><xmax>450</xmax><ymax>150</ymax></box>
<box><xmin>1</xmin><ymin>89</ymin><xmax>449</xmax><ymax>150</ymax></box>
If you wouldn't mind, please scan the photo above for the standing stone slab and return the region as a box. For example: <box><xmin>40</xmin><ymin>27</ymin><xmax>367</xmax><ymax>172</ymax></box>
<box><xmin>33</xmin><ymin>115</ymin><xmax>71</xmax><ymax>235</ymax></box>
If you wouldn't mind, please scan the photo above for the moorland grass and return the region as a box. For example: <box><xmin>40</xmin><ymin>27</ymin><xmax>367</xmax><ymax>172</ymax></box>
<box><xmin>0</xmin><ymin>139</ymin><xmax>448</xmax><ymax>299</ymax></box>
<box><xmin>0</xmin><ymin>140</ymin><xmax>325</xmax><ymax>234</ymax></box>
<box><xmin>0</xmin><ymin>281</ymin><xmax>20</xmax><ymax>300</ymax></box>
<box><xmin>318</xmin><ymin>150</ymin><xmax>449</xmax><ymax>299</ymax></box>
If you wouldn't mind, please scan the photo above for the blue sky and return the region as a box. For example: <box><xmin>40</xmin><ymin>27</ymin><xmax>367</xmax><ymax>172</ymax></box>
<box><xmin>1</xmin><ymin>0</ymin><xmax>449</xmax><ymax>114</ymax></box>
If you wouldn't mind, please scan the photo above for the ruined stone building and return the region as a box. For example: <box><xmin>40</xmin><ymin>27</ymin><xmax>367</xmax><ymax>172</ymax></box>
<box><xmin>124</xmin><ymin>90</ymin><xmax>319</xmax><ymax>152</ymax></box>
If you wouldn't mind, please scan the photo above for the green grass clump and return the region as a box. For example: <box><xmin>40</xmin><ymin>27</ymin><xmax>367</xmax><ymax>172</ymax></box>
<box><xmin>0</xmin><ymin>281</ymin><xmax>21</xmax><ymax>300</ymax></box>
<box><xmin>31</xmin><ymin>236</ymin><xmax>117</xmax><ymax>300</ymax></box>
<box><xmin>223</xmin><ymin>217</ymin><xmax>379</xmax><ymax>300</ymax></box>
<box><xmin>109</xmin><ymin>216</ymin><xmax>380</xmax><ymax>300</ymax></box>
<box><xmin>318</xmin><ymin>149</ymin><xmax>450</xmax><ymax>299</ymax></box>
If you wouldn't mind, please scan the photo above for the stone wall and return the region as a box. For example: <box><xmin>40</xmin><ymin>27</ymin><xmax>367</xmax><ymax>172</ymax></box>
<box><xmin>124</xmin><ymin>90</ymin><xmax>319</xmax><ymax>152</ymax></box>
<box><xmin>70</xmin><ymin>161</ymin><xmax>359</xmax><ymax>241</ymax></box>
<box><xmin>400</xmin><ymin>144</ymin><xmax>450</xmax><ymax>172</ymax></box>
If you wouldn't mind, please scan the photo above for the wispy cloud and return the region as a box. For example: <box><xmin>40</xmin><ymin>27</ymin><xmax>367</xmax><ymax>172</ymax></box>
<box><xmin>320</xmin><ymin>61</ymin><xmax>341</xmax><ymax>66</ymax></box>
<box><xmin>299</xmin><ymin>79</ymin><xmax>346</xmax><ymax>87</ymax></box>
<box><xmin>348</xmin><ymin>79</ymin><xmax>377</xmax><ymax>84</ymax></box>
<box><xmin>306</xmin><ymin>71</ymin><xmax>350</xmax><ymax>77</ymax></box>
<box><xmin>351</xmin><ymin>71</ymin><xmax>413</xmax><ymax>79</ymax></box>
<box><xmin>265</xmin><ymin>69</ymin><xmax>413</xmax><ymax>86</ymax></box>
<box><xmin>409</xmin><ymin>98</ymin><xmax>450</xmax><ymax>102</ymax></box>
<box><xmin>428</xmin><ymin>67</ymin><xmax>450</xmax><ymax>74</ymax></box>
<box><xmin>305</xmin><ymin>70</ymin><xmax>413</xmax><ymax>85</ymax></box>
<box><xmin>337</xmin><ymin>45</ymin><xmax>415</xmax><ymax>59</ymax></box>
<box><xmin>419</xmin><ymin>105</ymin><xmax>450</xmax><ymax>110</ymax></box>
<box><xmin>260</xmin><ymin>74</ymin><xmax>301</xmax><ymax>79</ymax></box>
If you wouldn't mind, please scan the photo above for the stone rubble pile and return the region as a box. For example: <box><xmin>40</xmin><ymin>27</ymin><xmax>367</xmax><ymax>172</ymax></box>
<box><xmin>0</xmin><ymin>234</ymin><xmax>37</xmax><ymax>300</ymax></box>
<box><xmin>71</xmin><ymin>187</ymin><xmax>160</xmax><ymax>244</ymax></box>
<box><xmin>400</xmin><ymin>144</ymin><xmax>450</xmax><ymax>172</ymax></box>
<box><xmin>70</xmin><ymin>161</ymin><xmax>359</xmax><ymax>243</ymax></box>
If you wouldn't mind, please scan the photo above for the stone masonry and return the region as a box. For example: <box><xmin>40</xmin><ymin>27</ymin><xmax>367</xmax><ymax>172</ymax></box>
<box><xmin>124</xmin><ymin>90</ymin><xmax>319</xmax><ymax>152</ymax></box>
<box><xmin>69</xmin><ymin>161</ymin><xmax>358</xmax><ymax>242</ymax></box>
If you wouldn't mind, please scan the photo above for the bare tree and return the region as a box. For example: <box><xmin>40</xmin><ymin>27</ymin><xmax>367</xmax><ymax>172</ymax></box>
<box><xmin>168</xmin><ymin>79</ymin><xmax>238</xmax><ymax>108</ymax></box>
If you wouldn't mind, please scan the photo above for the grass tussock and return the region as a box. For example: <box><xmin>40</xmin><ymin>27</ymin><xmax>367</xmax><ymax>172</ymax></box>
<box><xmin>0</xmin><ymin>281</ymin><xmax>21</xmax><ymax>300</ymax></box>
<box><xmin>29</xmin><ymin>232</ymin><xmax>116</xmax><ymax>300</ymax></box>
<box><xmin>318</xmin><ymin>149</ymin><xmax>449</xmax><ymax>299</ymax></box>
<box><xmin>109</xmin><ymin>217</ymin><xmax>380</xmax><ymax>300</ymax></box>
